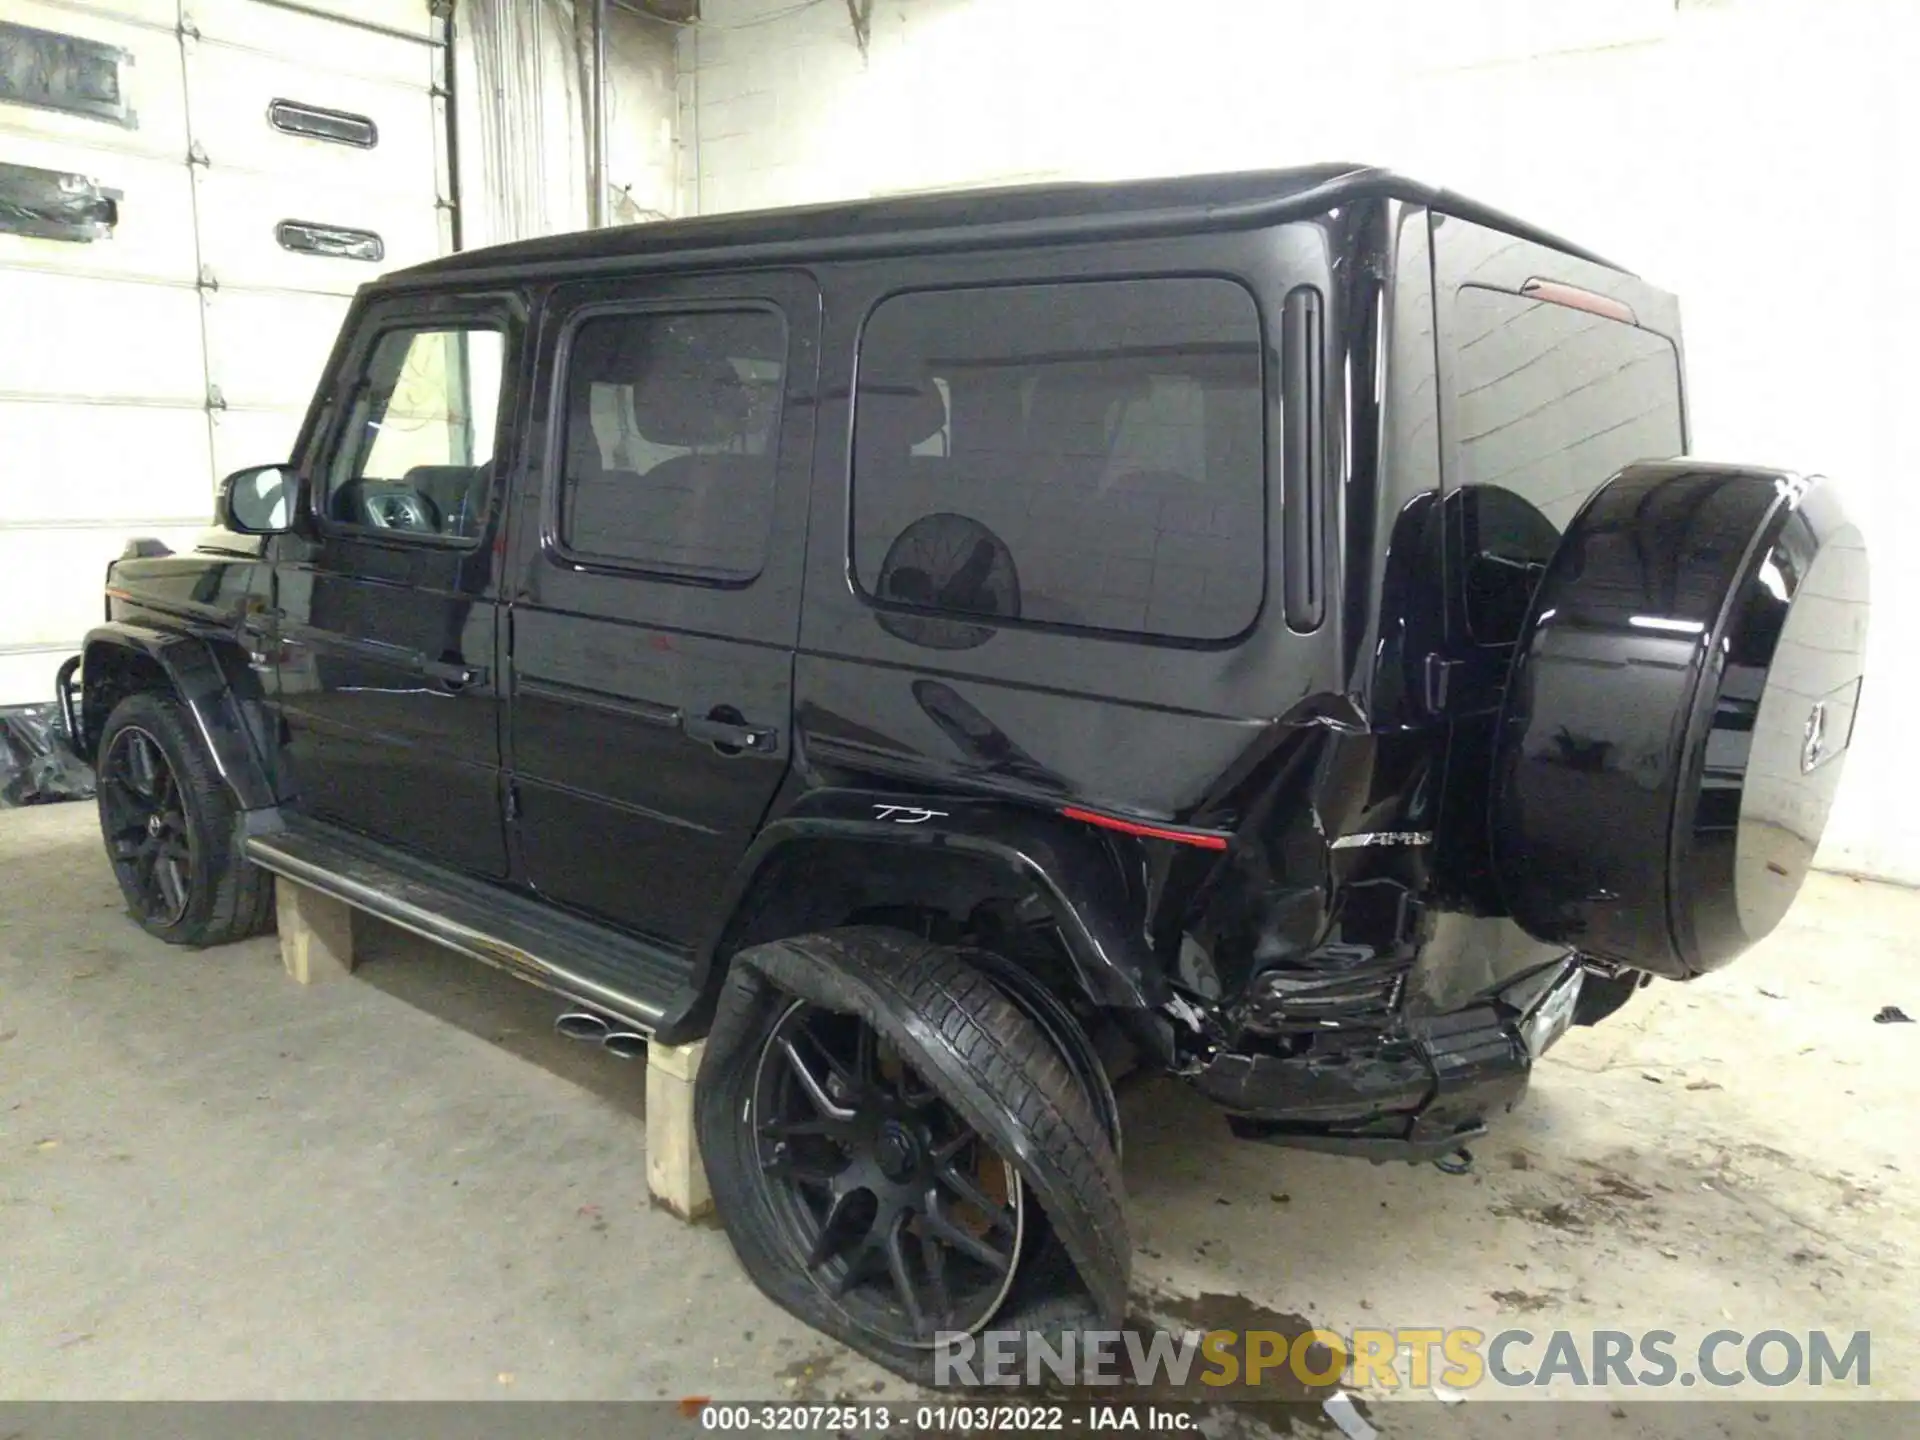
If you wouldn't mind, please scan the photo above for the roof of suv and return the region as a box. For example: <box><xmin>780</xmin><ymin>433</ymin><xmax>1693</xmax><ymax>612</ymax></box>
<box><xmin>393</xmin><ymin>164</ymin><xmax>1629</xmax><ymax>285</ymax></box>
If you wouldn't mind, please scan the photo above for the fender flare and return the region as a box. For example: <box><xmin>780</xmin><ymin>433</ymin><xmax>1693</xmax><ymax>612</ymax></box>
<box><xmin>79</xmin><ymin>624</ymin><xmax>279</xmax><ymax>812</ymax></box>
<box><xmin>663</xmin><ymin>790</ymin><xmax>1169</xmax><ymax>1043</ymax></box>
<box><xmin>694</xmin><ymin>929</ymin><xmax>1129</xmax><ymax>1381</ymax></box>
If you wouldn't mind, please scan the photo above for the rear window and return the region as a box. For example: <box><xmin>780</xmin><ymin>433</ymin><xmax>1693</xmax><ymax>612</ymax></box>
<box><xmin>1453</xmin><ymin>284</ymin><xmax>1684</xmax><ymax>643</ymax></box>
<box><xmin>851</xmin><ymin>278</ymin><xmax>1266</xmax><ymax>643</ymax></box>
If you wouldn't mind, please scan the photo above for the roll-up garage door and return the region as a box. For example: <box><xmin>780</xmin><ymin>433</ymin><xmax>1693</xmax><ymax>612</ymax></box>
<box><xmin>0</xmin><ymin>0</ymin><xmax>451</xmax><ymax>703</ymax></box>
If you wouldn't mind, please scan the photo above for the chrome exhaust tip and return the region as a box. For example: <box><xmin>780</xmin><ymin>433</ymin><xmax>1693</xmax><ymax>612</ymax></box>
<box><xmin>555</xmin><ymin>1011</ymin><xmax>612</xmax><ymax>1042</ymax></box>
<box><xmin>602</xmin><ymin>1031</ymin><xmax>648</xmax><ymax>1060</ymax></box>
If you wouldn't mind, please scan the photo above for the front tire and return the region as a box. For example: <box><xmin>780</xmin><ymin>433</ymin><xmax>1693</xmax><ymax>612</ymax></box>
<box><xmin>96</xmin><ymin>690</ymin><xmax>275</xmax><ymax>946</ymax></box>
<box><xmin>697</xmin><ymin>929</ymin><xmax>1129</xmax><ymax>1380</ymax></box>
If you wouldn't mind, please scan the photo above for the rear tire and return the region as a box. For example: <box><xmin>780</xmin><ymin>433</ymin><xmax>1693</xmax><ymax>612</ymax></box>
<box><xmin>697</xmin><ymin>928</ymin><xmax>1129</xmax><ymax>1380</ymax></box>
<box><xmin>96</xmin><ymin>690</ymin><xmax>275</xmax><ymax>947</ymax></box>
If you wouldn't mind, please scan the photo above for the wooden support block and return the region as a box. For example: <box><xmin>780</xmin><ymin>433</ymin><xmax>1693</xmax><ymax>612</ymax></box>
<box><xmin>275</xmin><ymin>878</ymin><xmax>357</xmax><ymax>984</ymax></box>
<box><xmin>646</xmin><ymin>1038</ymin><xmax>712</xmax><ymax>1221</ymax></box>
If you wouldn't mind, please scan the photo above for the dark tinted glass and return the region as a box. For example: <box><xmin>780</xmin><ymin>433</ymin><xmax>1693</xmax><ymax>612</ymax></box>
<box><xmin>1454</xmin><ymin>284</ymin><xmax>1684</xmax><ymax>642</ymax></box>
<box><xmin>852</xmin><ymin>278</ymin><xmax>1265</xmax><ymax>642</ymax></box>
<box><xmin>557</xmin><ymin>308</ymin><xmax>786</xmax><ymax>580</ymax></box>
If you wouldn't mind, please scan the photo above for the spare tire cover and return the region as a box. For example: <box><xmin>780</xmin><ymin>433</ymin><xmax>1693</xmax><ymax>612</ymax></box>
<box><xmin>1492</xmin><ymin>462</ymin><xmax>1867</xmax><ymax>979</ymax></box>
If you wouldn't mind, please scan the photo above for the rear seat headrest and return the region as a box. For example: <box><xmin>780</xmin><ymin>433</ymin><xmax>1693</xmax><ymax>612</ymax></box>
<box><xmin>857</xmin><ymin>372</ymin><xmax>947</xmax><ymax>454</ymax></box>
<box><xmin>570</xmin><ymin>319</ymin><xmax>752</xmax><ymax>449</ymax></box>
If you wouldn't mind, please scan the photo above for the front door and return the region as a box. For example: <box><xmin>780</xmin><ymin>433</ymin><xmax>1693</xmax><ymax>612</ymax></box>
<box><xmin>273</xmin><ymin>292</ymin><xmax>524</xmax><ymax>877</ymax></box>
<box><xmin>506</xmin><ymin>271</ymin><xmax>818</xmax><ymax>949</ymax></box>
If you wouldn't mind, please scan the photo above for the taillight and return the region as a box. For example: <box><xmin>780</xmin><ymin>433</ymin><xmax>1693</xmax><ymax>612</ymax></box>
<box><xmin>1059</xmin><ymin>805</ymin><xmax>1229</xmax><ymax>851</ymax></box>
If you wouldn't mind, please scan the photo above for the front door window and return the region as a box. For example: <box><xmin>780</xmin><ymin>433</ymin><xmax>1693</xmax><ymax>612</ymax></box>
<box><xmin>324</xmin><ymin>326</ymin><xmax>505</xmax><ymax>541</ymax></box>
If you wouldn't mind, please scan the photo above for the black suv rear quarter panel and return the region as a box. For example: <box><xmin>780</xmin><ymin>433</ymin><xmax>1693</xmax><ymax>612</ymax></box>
<box><xmin>795</xmin><ymin>229</ymin><xmax>1343</xmax><ymax>818</ymax></box>
<box><xmin>784</xmin><ymin>226</ymin><xmax>1360</xmax><ymax>1012</ymax></box>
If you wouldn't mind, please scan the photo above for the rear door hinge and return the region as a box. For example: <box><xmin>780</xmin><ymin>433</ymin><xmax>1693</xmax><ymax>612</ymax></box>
<box><xmin>504</xmin><ymin>783</ymin><xmax>520</xmax><ymax>822</ymax></box>
<box><xmin>1424</xmin><ymin>654</ymin><xmax>1461</xmax><ymax>714</ymax></box>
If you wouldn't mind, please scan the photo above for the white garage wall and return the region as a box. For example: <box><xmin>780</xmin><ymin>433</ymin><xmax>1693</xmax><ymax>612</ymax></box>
<box><xmin>455</xmin><ymin>0</ymin><xmax>679</xmax><ymax>248</ymax></box>
<box><xmin>677</xmin><ymin>0</ymin><xmax>1919</xmax><ymax>884</ymax></box>
<box><xmin>0</xmin><ymin>0</ymin><xmax>450</xmax><ymax>705</ymax></box>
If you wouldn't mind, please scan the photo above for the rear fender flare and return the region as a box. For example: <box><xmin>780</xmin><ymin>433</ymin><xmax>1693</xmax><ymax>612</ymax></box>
<box><xmin>80</xmin><ymin>625</ymin><xmax>278</xmax><ymax>812</ymax></box>
<box><xmin>669</xmin><ymin>791</ymin><xmax>1166</xmax><ymax>1041</ymax></box>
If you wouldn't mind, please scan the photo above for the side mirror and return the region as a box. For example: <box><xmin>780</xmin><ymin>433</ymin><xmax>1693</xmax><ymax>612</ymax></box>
<box><xmin>218</xmin><ymin>464</ymin><xmax>300</xmax><ymax>535</ymax></box>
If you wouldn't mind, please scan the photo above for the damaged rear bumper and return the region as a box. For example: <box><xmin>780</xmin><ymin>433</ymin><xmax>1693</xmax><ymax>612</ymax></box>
<box><xmin>1188</xmin><ymin>956</ymin><xmax>1583</xmax><ymax>1163</ymax></box>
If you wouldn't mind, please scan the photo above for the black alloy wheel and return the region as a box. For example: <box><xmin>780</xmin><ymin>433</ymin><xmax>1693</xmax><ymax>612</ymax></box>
<box><xmin>750</xmin><ymin>998</ymin><xmax>1027</xmax><ymax>1347</ymax></box>
<box><xmin>99</xmin><ymin>724</ymin><xmax>195</xmax><ymax>927</ymax></box>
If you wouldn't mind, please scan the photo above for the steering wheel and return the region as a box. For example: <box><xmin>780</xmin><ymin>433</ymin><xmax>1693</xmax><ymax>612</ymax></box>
<box><xmin>361</xmin><ymin>488</ymin><xmax>439</xmax><ymax>533</ymax></box>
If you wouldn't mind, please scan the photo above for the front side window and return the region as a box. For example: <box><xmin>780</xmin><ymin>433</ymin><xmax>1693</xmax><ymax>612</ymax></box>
<box><xmin>325</xmin><ymin>325</ymin><xmax>505</xmax><ymax>540</ymax></box>
<box><xmin>1453</xmin><ymin>284</ymin><xmax>1684</xmax><ymax>642</ymax></box>
<box><xmin>555</xmin><ymin>308</ymin><xmax>786</xmax><ymax>580</ymax></box>
<box><xmin>852</xmin><ymin>278</ymin><xmax>1266</xmax><ymax>643</ymax></box>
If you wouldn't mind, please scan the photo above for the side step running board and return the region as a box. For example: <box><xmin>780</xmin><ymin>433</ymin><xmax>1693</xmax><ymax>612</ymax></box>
<box><xmin>245</xmin><ymin>816</ymin><xmax>693</xmax><ymax>1037</ymax></box>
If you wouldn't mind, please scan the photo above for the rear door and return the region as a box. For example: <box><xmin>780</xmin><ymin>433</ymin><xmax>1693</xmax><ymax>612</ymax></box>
<box><xmin>273</xmin><ymin>290</ymin><xmax>522</xmax><ymax>876</ymax></box>
<box><xmin>505</xmin><ymin>271</ymin><xmax>818</xmax><ymax>948</ymax></box>
<box><xmin>1427</xmin><ymin>214</ymin><xmax>1687</xmax><ymax>922</ymax></box>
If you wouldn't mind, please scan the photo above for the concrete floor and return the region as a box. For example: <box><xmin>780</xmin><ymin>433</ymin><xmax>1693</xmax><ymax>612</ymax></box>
<box><xmin>2</xmin><ymin>802</ymin><xmax>1914</xmax><ymax>1423</ymax></box>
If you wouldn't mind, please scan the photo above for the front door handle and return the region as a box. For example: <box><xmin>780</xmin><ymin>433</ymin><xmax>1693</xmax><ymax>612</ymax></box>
<box><xmin>684</xmin><ymin>709</ymin><xmax>777</xmax><ymax>755</ymax></box>
<box><xmin>423</xmin><ymin>658</ymin><xmax>486</xmax><ymax>691</ymax></box>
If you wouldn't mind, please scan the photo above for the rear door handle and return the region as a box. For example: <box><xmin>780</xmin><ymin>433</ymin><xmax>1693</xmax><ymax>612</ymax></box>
<box><xmin>684</xmin><ymin>711</ymin><xmax>778</xmax><ymax>754</ymax></box>
<box><xmin>423</xmin><ymin>658</ymin><xmax>486</xmax><ymax>691</ymax></box>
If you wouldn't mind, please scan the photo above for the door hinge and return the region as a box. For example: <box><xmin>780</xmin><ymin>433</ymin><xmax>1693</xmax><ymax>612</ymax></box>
<box><xmin>1424</xmin><ymin>654</ymin><xmax>1460</xmax><ymax>714</ymax></box>
<box><xmin>504</xmin><ymin>784</ymin><xmax>520</xmax><ymax>822</ymax></box>
<box><xmin>187</xmin><ymin>140</ymin><xmax>210</xmax><ymax>168</ymax></box>
<box><xmin>206</xmin><ymin>383</ymin><xmax>228</xmax><ymax>412</ymax></box>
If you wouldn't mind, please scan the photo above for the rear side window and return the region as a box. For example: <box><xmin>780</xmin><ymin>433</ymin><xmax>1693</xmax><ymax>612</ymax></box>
<box><xmin>556</xmin><ymin>308</ymin><xmax>786</xmax><ymax>580</ymax></box>
<box><xmin>1453</xmin><ymin>284</ymin><xmax>1683</xmax><ymax>642</ymax></box>
<box><xmin>852</xmin><ymin>278</ymin><xmax>1265</xmax><ymax>643</ymax></box>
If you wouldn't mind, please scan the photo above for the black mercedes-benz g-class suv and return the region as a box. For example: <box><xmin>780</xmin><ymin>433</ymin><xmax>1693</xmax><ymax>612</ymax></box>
<box><xmin>61</xmin><ymin>164</ymin><xmax>1868</xmax><ymax>1378</ymax></box>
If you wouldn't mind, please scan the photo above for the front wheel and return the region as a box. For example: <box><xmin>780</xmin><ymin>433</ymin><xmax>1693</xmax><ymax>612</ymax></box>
<box><xmin>697</xmin><ymin>929</ymin><xmax>1130</xmax><ymax>1380</ymax></box>
<box><xmin>95</xmin><ymin>690</ymin><xmax>275</xmax><ymax>946</ymax></box>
